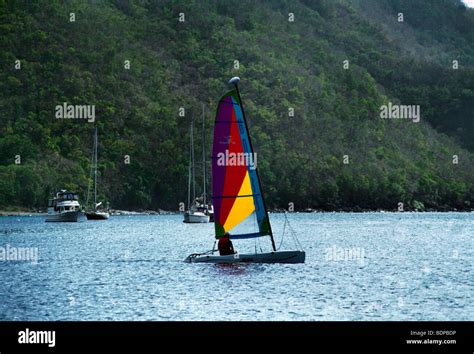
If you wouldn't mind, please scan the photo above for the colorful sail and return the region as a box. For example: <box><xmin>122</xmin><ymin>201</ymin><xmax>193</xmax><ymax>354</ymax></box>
<box><xmin>212</xmin><ymin>89</ymin><xmax>271</xmax><ymax>240</ymax></box>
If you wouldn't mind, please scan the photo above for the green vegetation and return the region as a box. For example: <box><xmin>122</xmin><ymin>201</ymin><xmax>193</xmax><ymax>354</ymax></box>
<box><xmin>1</xmin><ymin>0</ymin><xmax>473</xmax><ymax>211</ymax></box>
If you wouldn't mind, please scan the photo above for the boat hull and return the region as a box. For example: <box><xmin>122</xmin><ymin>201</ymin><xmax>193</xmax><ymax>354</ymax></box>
<box><xmin>45</xmin><ymin>211</ymin><xmax>82</xmax><ymax>222</ymax></box>
<box><xmin>85</xmin><ymin>211</ymin><xmax>110</xmax><ymax>220</ymax></box>
<box><xmin>185</xmin><ymin>250</ymin><xmax>305</xmax><ymax>264</ymax></box>
<box><xmin>183</xmin><ymin>212</ymin><xmax>210</xmax><ymax>223</ymax></box>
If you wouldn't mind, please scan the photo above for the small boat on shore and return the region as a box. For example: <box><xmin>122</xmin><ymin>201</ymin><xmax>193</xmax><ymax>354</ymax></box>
<box><xmin>185</xmin><ymin>77</ymin><xmax>305</xmax><ymax>264</ymax></box>
<box><xmin>46</xmin><ymin>190</ymin><xmax>83</xmax><ymax>222</ymax></box>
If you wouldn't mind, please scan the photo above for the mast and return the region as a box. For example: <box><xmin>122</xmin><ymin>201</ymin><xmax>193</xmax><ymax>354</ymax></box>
<box><xmin>230</xmin><ymin>78</ymin><xmax>277</xmax><ymax>252</ymax></box>
<box><xmin>93</xmin><ymin>125</ymin><xmax>98</xmax><ymax>210</ymax></box>
<box><xmin>202</xmin><ymin>104</ymin><xmax>207</xmax><ymax>206</ymax></box>
<box><xmin>191</xmin><ymin>117</ymin><xmax>196</xmax><ymax>201</ymax></box>
<box><xmin>187</xmin><ymin>124</ymin><xmax>192</xmax><ymax>210</ymax></box>
<box><xmin>86</xmin><ymin>127</ymin><xmax>95</xmax><ymax>209</ymax></box>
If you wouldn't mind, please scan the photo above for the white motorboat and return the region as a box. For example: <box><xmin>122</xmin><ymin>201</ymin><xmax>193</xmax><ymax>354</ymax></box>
<box><xmin>46</xmin><ymin>190</ymin><xmax>83</xmax><ymax>222</ymax></box>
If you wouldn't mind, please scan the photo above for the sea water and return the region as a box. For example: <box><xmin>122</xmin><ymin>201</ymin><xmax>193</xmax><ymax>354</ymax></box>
<box><xmin>0</xmin><ymin>213</ymin><xmax>472</xmax><ymax>320</ymax></box>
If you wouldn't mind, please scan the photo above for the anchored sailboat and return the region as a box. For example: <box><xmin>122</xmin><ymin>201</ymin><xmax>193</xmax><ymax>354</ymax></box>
<box><xmin>201</xmin><ymin>104</ymin><xmax>214</xmax><ymax>222</ymax></box>
<box><xmin>184</xmin><ymin>113</ymin><xmax>210</xmax><ymax>223</ymax></box>
<box><xmin>85</xmin><ymin>126</ymin><xmax>109</xmax><ymax>220</ymax></box>
<box><xmin>185</xmin><ymin>77</ymin><xmax>305</xmax><ymax>264</ymax></box>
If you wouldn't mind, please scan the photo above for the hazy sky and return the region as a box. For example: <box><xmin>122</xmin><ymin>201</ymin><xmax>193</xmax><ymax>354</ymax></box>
<box><xmin>462</xmin><ymin>0</ymin><xmax>474</xmax><ymax>7</ymax></box>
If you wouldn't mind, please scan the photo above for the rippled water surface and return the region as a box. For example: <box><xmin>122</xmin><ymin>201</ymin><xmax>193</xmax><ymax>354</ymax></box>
<box><xmin>0</xmin><ymin>213</ymin><xmax>472</xmax><ymax>320</ymax></box>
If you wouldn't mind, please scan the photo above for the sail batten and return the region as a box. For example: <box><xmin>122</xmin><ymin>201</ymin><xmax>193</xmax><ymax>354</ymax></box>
<box><xmin>225</xmin><ymin>232</ymin><xmax>267</xmax><ymax>239</ymax></box>
<box><xmin>213</xmin><ymin>194</ymin><xmax>260</xmax><ymax>199</ymax></box>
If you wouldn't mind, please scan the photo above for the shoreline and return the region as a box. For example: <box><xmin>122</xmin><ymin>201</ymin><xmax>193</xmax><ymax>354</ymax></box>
<box><xmin>1</xmin><ymin>209</ymin><xmax>472</xmax><ymax>217</ymax></box>
<box><xmin>0</xmin><ymin>209</ymin><xmax>174</xmax><ymax>217</ymax></box>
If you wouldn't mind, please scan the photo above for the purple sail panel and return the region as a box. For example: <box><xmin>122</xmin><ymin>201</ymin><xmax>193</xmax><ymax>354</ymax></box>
<box><xmin>212</xmin><ymin>91</ymin><xmax>236</xmax><ymax>236</ymax></box>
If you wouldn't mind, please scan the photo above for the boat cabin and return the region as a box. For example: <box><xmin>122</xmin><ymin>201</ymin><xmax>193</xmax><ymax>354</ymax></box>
<box><xmin>55</xmin><ymin>191</ymin><xmax>79</xmax><ymax>201</ymax></box>
<box><xmin>47</xmin><ymin>190</ymin><xmax>80</xmax><ymax>213</ymax></box>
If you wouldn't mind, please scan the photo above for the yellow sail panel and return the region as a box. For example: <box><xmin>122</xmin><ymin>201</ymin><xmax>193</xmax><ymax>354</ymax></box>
<box><xmin>223</xmin><ymin>172</ymin><xmax>255</xmax><ymax>232</ymax></box>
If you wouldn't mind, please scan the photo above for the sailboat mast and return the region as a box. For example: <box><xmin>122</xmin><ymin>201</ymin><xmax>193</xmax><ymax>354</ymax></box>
<box><xmin>191</xmin><ymin>117</ymin><xmax>196</xmax><ymax>201</ymax></box>
<box><xmin>86</xmin><ymin>127</ymin><xmax>95</xmax><ymax>209</ymax></box>
<box><xmin>232</xmin><ymin>82</ymin><xmax>277</xmax><ymax>252</ymax></box>
<box><xmin>202</xmin><ymin>104</ymin><xmax>206</xmax><ymax>206</ymax></box>
<box><xmin>93</xmin><ymin>125</ymin><xmax>98</xmax><ymax>210</ymax></box>
<box><xmin>187</xmin><ymin>124</ymin><xmax>192</xmax><ymax>210</ymax></box>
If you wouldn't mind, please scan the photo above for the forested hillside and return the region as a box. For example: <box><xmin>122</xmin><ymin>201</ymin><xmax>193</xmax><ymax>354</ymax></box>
<box><xmin>1</xmin><ymin>0</ymin><xmax>473</xmax><ymax>211</ymax></box>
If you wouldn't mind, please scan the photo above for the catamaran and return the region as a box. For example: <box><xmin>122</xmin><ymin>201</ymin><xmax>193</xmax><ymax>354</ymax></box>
<box><xmin>85</xmin><ymin>126</ymin><xmax>109</xmax><ymax>220</ymax></box>
<box><xmin>185</xmin><ymin>77</ymin><xmax>305</xmax><ymax>264</ymax></box>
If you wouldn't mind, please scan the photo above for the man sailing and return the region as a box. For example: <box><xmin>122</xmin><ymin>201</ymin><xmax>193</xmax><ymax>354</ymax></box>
<box><xmin>218</xmin><ymin>232</ymin><xmax>235</xmax><ymax>256</ymax></box>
